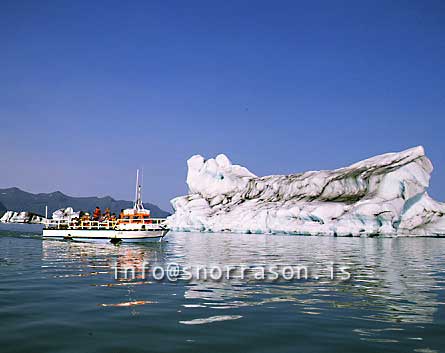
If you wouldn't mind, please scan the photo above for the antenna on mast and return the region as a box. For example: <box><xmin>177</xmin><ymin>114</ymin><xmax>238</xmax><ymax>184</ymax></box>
<box><xmin>141</xmin><ymin>168</ymin><xmax>144</xmax><ymax>192</ymax></box>
<box><xmin>134</xmin><ymin>169</ymin><xmax>144</xmax><ymax>211</ymax></box>
<box><xmin>134</xmin><ymin>169</ymin><xmax>139</xmax><ymax>208</ymax></box>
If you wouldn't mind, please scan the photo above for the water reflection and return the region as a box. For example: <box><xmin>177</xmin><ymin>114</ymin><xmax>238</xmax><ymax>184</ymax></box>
<box><xmin>171</xmin><ymin>234</ymin><xmax>444</xmax><ymax>325</ymax></box>
<box><xmin>41</xmin><ymin>233</ymin><xmax>445</xmax><ymax>327</ymax></box>
<box><xmin>42</xmin><ymin>240</ymin><xmax>164</xmax><ymax>281</ymax></box>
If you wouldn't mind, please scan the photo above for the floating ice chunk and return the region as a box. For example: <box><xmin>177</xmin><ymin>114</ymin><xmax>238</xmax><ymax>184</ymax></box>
<box><xmin>52</xmin><ymin>207</ymin><xmax>80</xmax><ymax>221</ymax></box>
<box><xmin>179</xmin><ymin>315</ymin><xmax>243</xmax><ymax>325</ymax></box>
<box><xmin>0</xmin><ymin>210</ymin><xmax>43</xmax><ymax>223</ymax></box>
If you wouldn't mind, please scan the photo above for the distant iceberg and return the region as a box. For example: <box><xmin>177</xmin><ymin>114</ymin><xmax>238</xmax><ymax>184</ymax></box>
<box><xmin>0</xmin><ymin>207</ymin><xmax>79</xmax><ymax>224</ymax></box>
<box><xmin>51</xmin><ymin>207</ymin><xmax>80</xmax><ymax>221</ymax></box>
<box><xmin>0</xmin><ymin>211</ymin><xmax>43</xmax><ymax>224</ymax></box>
<box><xmin>167</xmin><ymin>146</ymin><xmax>445</xmax><ymax>236</ymax></box>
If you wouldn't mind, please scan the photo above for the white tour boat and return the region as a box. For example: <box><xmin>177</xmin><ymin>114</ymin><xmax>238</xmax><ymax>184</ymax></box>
<box><xmin>42</xmin><ymin>171</ymin><xmax>169</xmax><ymax>243</ymax></box>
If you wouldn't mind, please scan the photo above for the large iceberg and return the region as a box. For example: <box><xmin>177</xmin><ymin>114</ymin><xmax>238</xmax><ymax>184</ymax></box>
<box><xmin>167</xmin><ymin>146</ymin><xmax>445</xmax><ymax>236</ymax></box>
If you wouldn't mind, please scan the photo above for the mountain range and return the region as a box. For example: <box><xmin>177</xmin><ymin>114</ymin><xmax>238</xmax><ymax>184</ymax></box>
<box><xmin>0</xmin><ymin>187</ymin><xmax>170</xmax><ymax>218</ymax></box>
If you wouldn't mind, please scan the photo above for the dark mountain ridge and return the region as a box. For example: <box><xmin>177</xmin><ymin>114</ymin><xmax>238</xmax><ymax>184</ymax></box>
<box><xmin>0</xmin><ymin>187</ymin><xmax>170</xmax><ymax>218</ymax></box>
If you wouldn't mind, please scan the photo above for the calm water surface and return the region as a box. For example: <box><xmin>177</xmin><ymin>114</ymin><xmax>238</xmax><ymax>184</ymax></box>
<box><xmin>0</xmin><ymin>226</ymin><xmax>444</xmax><ymax>353</ymax></box>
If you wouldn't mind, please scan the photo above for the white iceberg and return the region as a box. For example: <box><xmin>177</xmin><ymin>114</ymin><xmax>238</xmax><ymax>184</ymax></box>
<box><xmin>167</xmin><ymin>146</ymin><xmax>445</xmax><ymax>236</ymax></box>
<box><xmin>52</xmin><ymin>207</ymin><xmax>80</xmax><ymax>221</ymax></box>
<box><xmin>0</xmin><ymin>207</ymin><xmax>79</xmax><ymax>224</ymax></box>
<box><xmin>0</xmin><ymin>210</ymin><xmax>43</xmax><ymax>224</ymax></box>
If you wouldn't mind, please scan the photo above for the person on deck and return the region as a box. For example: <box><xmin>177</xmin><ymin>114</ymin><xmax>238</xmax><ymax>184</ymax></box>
<box><xmin>110</xmin><ymin>213</ymin><xmax>117</xmax><ymax>221</ymax></box>
<box><xmin>102</xmin><ymin>208</ymin><xmax>111</xmax><ymax>221</ymax></box>
<box><xmin>93</xmin><ymin>207</ymin><xmax>101</xmax><ymax>221</ymax></box>
<box><xmin>81</xmin><ymin>212</ymin><xmax>90</xmax><ymax>222</ymax></box>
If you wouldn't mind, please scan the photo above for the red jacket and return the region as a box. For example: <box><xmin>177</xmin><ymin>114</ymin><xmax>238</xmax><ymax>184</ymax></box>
<box><xmin>93</xmin><ymin>209</ymin><xmax>101</xmax><ymax>219</ymax></box>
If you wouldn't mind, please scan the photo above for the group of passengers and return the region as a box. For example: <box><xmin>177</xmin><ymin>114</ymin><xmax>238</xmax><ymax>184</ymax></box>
<box><xmin>79</xmin><ymin>207</ymin><xmax>118</xmax><ymax>223</ymax></box>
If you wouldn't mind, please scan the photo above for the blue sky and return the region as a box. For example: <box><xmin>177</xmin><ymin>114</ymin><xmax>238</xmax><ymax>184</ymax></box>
<box><xmin>1</xmin><ymin>1</ymin><xmax>444</xmax><ymax>210</ymax></box>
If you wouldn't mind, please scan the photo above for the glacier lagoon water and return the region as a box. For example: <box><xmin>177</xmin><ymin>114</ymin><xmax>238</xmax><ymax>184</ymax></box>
<box><xmin>0</xmin><ymin>227</ymin><xmax>444</xmax><ymax>353</ymax></box>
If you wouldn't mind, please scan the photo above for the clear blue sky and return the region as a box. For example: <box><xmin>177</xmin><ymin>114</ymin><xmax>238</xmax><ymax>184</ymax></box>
<box><xmin>1</xmin><ymin>1</ymin><xmax>444</xmax><ymax>211</ymax></box>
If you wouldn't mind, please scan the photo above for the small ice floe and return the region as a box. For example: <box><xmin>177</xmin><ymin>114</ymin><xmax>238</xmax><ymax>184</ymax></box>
<box><xmin>182</xmin><ymin>304</ymin><xmax>207</xmax><ymax>308</ymax></box>
<box><xmin>99</xmin><ymin>300</ymin><xmax>156</xmax><ymax>307</ymax></box>
<box><xmin>179</xmin><ymin>315</ymin><xmax>242</xmax><ymax>325</ymax></box>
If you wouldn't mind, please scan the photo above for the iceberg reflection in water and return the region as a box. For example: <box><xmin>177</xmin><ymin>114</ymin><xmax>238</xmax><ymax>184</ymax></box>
<box><xmin>37</xmin><ymin>232</ymin><xmax>445</xmax><ymax>351</ymax></box>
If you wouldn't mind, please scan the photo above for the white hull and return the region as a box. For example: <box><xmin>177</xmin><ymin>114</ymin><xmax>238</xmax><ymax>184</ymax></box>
<box><xmin>42</xmin><ymin>228</ymin><xmax>168</xmax><ymax>243</ymax></box>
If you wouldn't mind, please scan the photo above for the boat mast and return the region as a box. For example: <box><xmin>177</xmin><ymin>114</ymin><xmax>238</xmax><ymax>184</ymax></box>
<box><xmin>134</xmin><ymin>169</ymin><xmax>144</xmax><ymax>211</ymax></box>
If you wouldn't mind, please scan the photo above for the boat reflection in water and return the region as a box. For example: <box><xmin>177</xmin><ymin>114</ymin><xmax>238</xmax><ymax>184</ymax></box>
<box><xmin>42</xmin><ymin>239</ymin><xmax>166</xmax><ymax>280</ymax></box>
<box><xmin>41</xmin><ymin>232</ymin><xmax>445</xmax><ymax>343</ymax></box>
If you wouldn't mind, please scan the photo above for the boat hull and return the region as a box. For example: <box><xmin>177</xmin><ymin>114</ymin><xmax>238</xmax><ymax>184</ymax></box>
<box><xmin>42</xmin><ymin>228</ymin><xmax>168</xmax><ymax>243</ymax></box>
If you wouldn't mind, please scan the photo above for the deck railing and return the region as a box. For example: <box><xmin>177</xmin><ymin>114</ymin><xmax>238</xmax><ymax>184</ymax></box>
<box><xmin>117</xmin><ymin>218</ymin><xmax>166</xmax><ymax>225</ymax></box>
